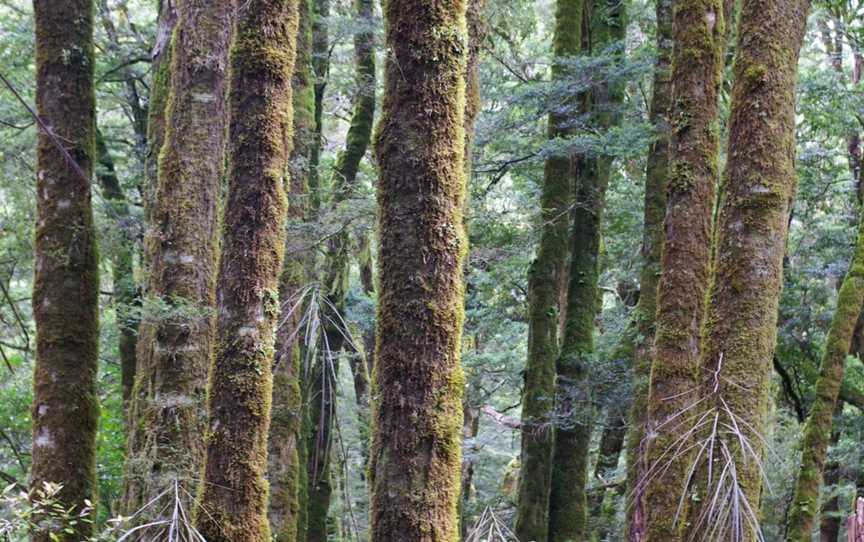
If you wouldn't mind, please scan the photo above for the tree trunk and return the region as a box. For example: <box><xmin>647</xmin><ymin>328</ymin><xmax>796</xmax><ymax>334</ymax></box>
<box><xmin>514</xmin><ymin>2</ymin><xmax>581</xmax><ymax>540</ymax></box>
<box><xmin>787</xmin><ymin>163</ymin><xmax>864</xmax><ymax>542</ymax></box>
<box><xmin>624</xmin><ymin>2</ymin><xmax>672</xmax><ymax>540</ymax></box>
<box><xmin>819</xmin><ymin>419</ymin><xmax>843</xmax><ymax>542</ymax></box>
<box><xmin>195</xmin><ymin>2</ymin><xmax>299</xmax><ymax>540</ymax></box>
<box><xmin>640</xmin><ymin>0</ymin><xmax>728</xmax><ymax>539</ymax></box>
<box><xmin>121</xmin><ymin>0</ymin><xmax>233</xmax><ymax>523</ymax></box>
<box><xmin>686</xmin><ymin>1</ymin><xmax>811</xmax><ymax>538</ymax></box>
<box><xmin>30</xmin><ymin>1</ymin><xmax>99</xmax><ymax>538</ymax></box>
<box><xmin>548</xmin><ymin>2</ymin><xmax>625</xmax><ymax>540</ymax></box>
<box><xmin>368</xmin><ymin>0</ymin><xmax>468</xmax><ymax>540</ymax></box>
<box><xmin>268</xmin><ymin>0</ymin><xmax>315</xmax><ymax>539</ymax></box>
<box><xmin>95</xmin><ymin>129</ymin><xmax>138</xmax><ymax>406</ymax></box>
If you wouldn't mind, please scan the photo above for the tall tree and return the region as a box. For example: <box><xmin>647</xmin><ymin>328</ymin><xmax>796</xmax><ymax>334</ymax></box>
<box><xmin>95</xmin><ymin>130</ymin><xmax>138</xmax><ymax>405</ymax></box>
<box><xmin>368</xmin><ymin>0</ymin><xmax>468</xmax><ymax>540</ymax></box>
<box><xmin>624</xmin><ymin>1</ymin><xmax>672</xmax><ymax>538</ymax></box>
<box><xmin>121</xmin><ymin>0</ymin><xmax>233</xmax><ymax>521</ymax></box>
<box><xmin>268</xmin><ymin>0</ymin><xmax>315</xmax><ymax>539</ymax></box>
<box><xmin>548</xmin><ymin>2</ymin><xmax>626</xmax><ymax>540</ymax></box>
<box><xmin>514</xmin><ymin>1</ymin><xmax>581</xmax><ymax>539</ymax></box>
<box><xmin>305</xmin><ymin>1</ymin><xmax>376</xmax><ymax>539</ymax></box>
<box><xmin>685</xmin><ymin>0</ymin><xmax>811</xmax><ymax>537</ymax></box>
<box><xmin>639</xmin><ymin>0</ymin><xmax>728</xmax><ymax>539</ymax></box>
<box><xmin>30</xmin><ymin>0</ymin><xmax>99</xmax><ymax>538</ymax></box>
<box><xmin>196</xmin><ymin>0</ymin><xmax>300</xmax><ymax>540</ymax></box>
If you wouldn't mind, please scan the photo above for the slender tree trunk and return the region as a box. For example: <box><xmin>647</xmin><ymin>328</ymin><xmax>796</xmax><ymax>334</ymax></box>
<box><xmin>196</xmin><ymin>2</ymin><xmax>299</xmax><ymax>540</ymax></box>
<box><xmin>514</xmin><ymin>2</ymin><xmax>581</xmax><ymax>540</ymax></box>
<box><xmin>306</xmin><ymin>1</ymin><xmax>377</xmax><ymax>537</ymax></box>
<box><xmin>548</xmin><ymin>2</ymin><xmax>625</xmax><ymax>540</ymax></box>
<box><xmin>369</xmin><ymin>0</ymin><xmax>468</xmax><ymax>540</ymax></box>
<box><xmin>30</xmin><ymin>1</ymin><xmax>99</xmax><ymax>538</ymax></box>
<box><xmin>268</xmin><ymin>1</ymin><xmax>315</xmax><ymax>539</ymax></box>
<box><xmin>787</xmin><ymin>166</ymin><xmax>864</xmax><ymax>542</ymax></box>
<box><xmin>95</xmin><ymin>130</ymin><xmax>138</xmax><ymax>405</ymax></box>
<box><xmin>624</xmin><ymin>2</ymin><xmax>672</xmax><ymax>539</ymax></box>
<box><xmin>121</xmin><ymin>0</ymin><xmax>233</xmax><ymax>522</ymax></box>
<box><xmin>685</xmin><ymin>1</ymin><xmax>811</xmax><ymax>538</ymax></box>
<box><xmin>640</xmin><ymin>0</ymin><xmax>728</xmax><ymax>539</ymax></box>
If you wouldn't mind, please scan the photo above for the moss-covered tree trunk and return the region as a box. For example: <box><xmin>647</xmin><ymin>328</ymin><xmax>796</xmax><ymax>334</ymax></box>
<box><xmin>195</xmin><ymin>2</ymin><xmax>299</xmax><ymax>540</ymax></box>
<box><xmin>639</xmin><ymin>1</ymin><xmax>727</xmax><ymax>539</ymax></box>
<box><xmin>268</xmin><ymin>1</ymin><xmax>315</xmax><ymax>540</ymax></box>
<box><xmin>685</xmin><ymin>1</ymin><xmax>811</xmax><ymax>538</ymax></box>
<box><xmin>369</xmin><ymin>0</ymin><xmax>468</xmax><ymax>540</ymax></box>
<box><xmin>121</xmin><ymin>0</ymin><xmax>233</xmax><ymax>522</ymax></box>
<box><xmin>548</xmin><ymin>3</ymin><xmax>625</xmax><ymax>540</ymax></box>
<box><xmin>787</xmin><ymin>177</ymin><xmax>864</xmax><ymax>542</ymax></box>
<box><xmin>624</xmin><ymin>3</ymin><xmax>672</xmax><ymax>540</ymax></box>
<box><xmin>30</xmin><ymin>1</ymin><xmax>99</xmax><ymax>538</ymax></box>
<box><xmin>95</xmin><ymin>130</ymin><xmax>138</xmax><ymax>405</ymax></box>
<box><xmin>514</xmin><ymin>2</ymin><xmax>581</xmax><ymax>540</ymax></box>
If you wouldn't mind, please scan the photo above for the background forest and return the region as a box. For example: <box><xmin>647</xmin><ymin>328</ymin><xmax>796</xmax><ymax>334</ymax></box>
<box><xmin>0</xmin><ymin>0</ymin><xmax>862</xmax><ymax>541</ymax></box>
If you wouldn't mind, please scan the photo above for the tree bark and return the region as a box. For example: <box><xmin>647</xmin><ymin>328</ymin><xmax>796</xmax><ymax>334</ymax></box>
<box><xmin>369</xmin><ymin>0</ymin><xmax>468</xmax><ymax>540</ymax></box>
<box><xmin>624</xmin><ymin>1</ymin><xmax>672</xmax><ymax>539</ymax></box>
<box><xmin>195</xmin><ymin>2</ymin><xmax>299</xmax><ymax>540</ymax></box>
<box><xmin>121</xmin><ymin>0</ymin><xmax>233</xmax><ymax>523</ymax></box>
<box><xmin>30</xmin><ymin>1</ymin><xmax>99</xmax><ymax>538</ymax></box>
<box><xmin>640</xmin><ymin>0</ymin><xmax>728</xmax><ymax>539</ymax></box>
<box><xmin>686</xmin><ymin>1</ymin><xmax>811</xmax><ymax>538</ymax></box>
<box><xmin>514</xmin><ymin>2</ymin><xmax>581</xmax><ymax>540</ymax></box>
<box><xmin>548</xmin><ymin>2</ymin><xmax>625</xmax><ymax>540</ymax></box>
<box><xmin>268</xmin><ymin>1</ymin><xmax>316</xmax><ymax>539</ymax></box>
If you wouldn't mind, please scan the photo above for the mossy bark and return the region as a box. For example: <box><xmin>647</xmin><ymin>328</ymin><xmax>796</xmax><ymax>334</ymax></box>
<box><xmin>268</xmin><ymin>1</ymin><xmax>315</xmax><ymax>539</ymax></box>
<box><xmin>369</xmin><ymin>0</ymin><xmax>468</xmax><ymax>540</ymax></box>
<box><xmin>548</xmin><ymin>3</ymin><xmax>625</xmax><ymax>540</ymax></box>
<box><xmin>195</xmin><ymin>2</ymin><xmax>299</xmax><ymax>540</ymax></box>
<box><xmin>514</xmin><ymin>2</ymin><xmax>581</xmax><ymax>540</ymax></box>
<box><xmin>640</xmin><ymin>0</ymin><xmax>728</xmax><ymax>539</ymax></box>
<box><xmin>30</xmin><ymin>1</ymin><xmax>99</xmax><ymax>539</ymax></box>
<box><xmin>685</xmin><ymin>0</ymin><xmax>811</xmax><ymax>538</ymax></box>
<box><xmin>787</xmin><ymin>205</ymin><xmax>864</xmax><ymax>541</ymax></box>
<box><xmin>121</xmin><ymin>0</ymin><xmax>233</xmax><ymax>524</ymax></box>
<box><xmin>95</xmin><ymin>129</ymin><xmax>138</xmax><ymax>406</ymax></box>
<box><xmin>624</xmin><ymin>2</ymin><xmax>672</xmax><ymax>540</ymax></box>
